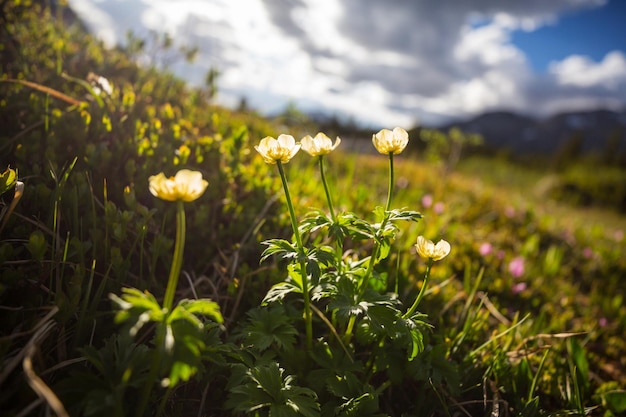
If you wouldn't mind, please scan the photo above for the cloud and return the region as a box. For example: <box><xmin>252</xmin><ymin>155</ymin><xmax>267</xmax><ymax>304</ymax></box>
<box><xmin>67</xmin><ymin>0</ymin><xmax>624</xmax><ymax>127</ymax></box>
<box><xmin>550</xmin><ymin>51</ymin><xmax>626</xmax><ymax>89</ymax></box>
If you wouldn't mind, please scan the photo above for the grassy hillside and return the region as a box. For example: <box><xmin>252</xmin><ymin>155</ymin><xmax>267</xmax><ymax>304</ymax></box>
<box><xmin>1</xmin><ymin>2</ymin><xmax>625</xmax><ymax>416</ymax></box>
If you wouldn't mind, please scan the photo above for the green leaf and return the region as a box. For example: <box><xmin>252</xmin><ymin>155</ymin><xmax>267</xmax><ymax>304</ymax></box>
<box><xmin>263</xmin><ymin>281</ymin><xmax>302</xmax><ymax>304</ymax></box>
<box><xmin>567</xmin><ymin>338</ymin><xmax>590</xmax><ymax>395</ymax></box>
<box><xmin>372</xmin><ymin>206</ymin><xmax>386</xmax><ymax>223</ymax></box>
<box><xmin>240</xmin><ymin>307</ymin><xmax>298</xmax><ymax>352</ymax></box>
<box><xmin>396</xmin><ymin>318</ymin><xmax>424</xmax><ymax>361</ymax></box>
<box><xmin>377</xmin><ymin>240</ymin><xmax>391</xmax><ymax>262</ymax></box>
<box><xmin>167</xmin><ymin>306</ymin><xmax>204</xmax><ymax>329</ymax></box>
<box><xmin>387</xmin><ymin>208</ymin><xmax>423</xmax><ymax>222</ymax></box>
<box><xmin>0</xmin><ymin>167</ymin><xmax>17</xmax><ymax>196</ymax></box>
<box><xmin>163</xmin><ymin>318</ymin><xmax>220</xmax><ymax>387</ymax></box>
<box><xmin>309</xmin><ymin>246</ymin><xmax>336</xmax><ymax>267</ymax></box>
<box><xmin>226</xmin><ymin>363</ymin><xmax>319</xmax><ymax>417</ymax></box>
<box><xmin>310</xmin><ymin>279</ymin><xmax>337</xmax><ymax>302</ymax></box>
<box><xmin>261</xmin><ymin>239</ymin><xmax>299</xmax><ymax>263</ymax></box>
<box><xmin>175</xmin><ymin>298</ymin><xmax>223</xmax><ymax>323</ymax></box>
<box><xmin>299</xmin><ymin>210</ymin><xmax>332</xmax><ymax>234</ymax></box>
<box><xmin>603</xmin><ymin>390</ymin><xmax>626</xmax><ymax>413</ymax></box>
<box><xmin>337</xmin><ymin>212</ymin><xmax>375</xmax><ymax>240</ymax></box>
<box><xmin>109</xmin><ymin>288</ymin><xmax>164</xmax><ymax>334</ymax></box>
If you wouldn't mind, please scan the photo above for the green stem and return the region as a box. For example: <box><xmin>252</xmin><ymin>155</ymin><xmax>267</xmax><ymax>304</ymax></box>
<box><xmin>346</xmin><ymin>153</ymin><xmax>396</xmax><ymax>343</ymax></box>
<box><xmin>385</xmin><ymin>152</ymin><xmax>394</xmax><ymax>212</ymax></box>
<box><xmin>277</xmin><ymin>162</ymin><xmax>312</xmax><ymax>351</ymax></box>
<box><xmin>163</xmin><ymin>201</ymin><xmax>186</xmax><ymax>312</ymax></box>
<box><xmin>319</xmin><ymin>156</ymin><xmax>336</xmax><ymax>221</ymax></box>
<box><xmin>319</xmin><ymin>156</ymin><xmax>343</xmax><ymax>274</ymax></box>
<box><xmin>356</xmin><ymin>152</ymin><xmax>395</xmax><ymax>296</ymax></box>
<box><xmin>403</xmin><ymin>260</ymin><xmax>433</xmax><ymax>319</ymax></box>
<box><xmin>156</xmin><ymin>386</ymin><xmax>174</xmax><ymax>417</ymax></box>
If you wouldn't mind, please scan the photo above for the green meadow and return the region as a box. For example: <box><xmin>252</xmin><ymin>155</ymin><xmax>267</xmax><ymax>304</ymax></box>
<box><xmin>1</xmin><ymin>2</ymin><xmax>625</xmax><ymax>416</ymax></box>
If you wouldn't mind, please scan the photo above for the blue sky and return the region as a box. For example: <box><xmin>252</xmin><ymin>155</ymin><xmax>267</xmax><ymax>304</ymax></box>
<box><xmin>68</xmin><ymin>0</ymin><xmax>626</xmax><ymax>128</ymax></box>
<box><xmin>512</xmin><ymin>0</ymin><xmax>626</xmax><ymax>71</ymax></box>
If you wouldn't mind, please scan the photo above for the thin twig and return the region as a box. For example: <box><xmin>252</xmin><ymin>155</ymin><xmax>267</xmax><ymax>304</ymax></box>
<box><xmin>476</xmin><ymin>291</ymin><xmax>511</xmax><ymax>325</ymax></box>
<box><xmin>24</xmin><ymin>341</ymin><xmax>69</xmax><ymax>417</ymax></box>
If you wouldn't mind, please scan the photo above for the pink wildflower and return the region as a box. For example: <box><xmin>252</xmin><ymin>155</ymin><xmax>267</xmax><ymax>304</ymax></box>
<box><xmin>582</xmin><ymin>247</ymin><xmax>593</xmax><ymax>259</ymax></box>
<box><xmin>433</xmin><ymin>202</ymin><xmax>445</xmax><ymax>214</ymax></box>
<box><xmin>421</xmin><ymin>194</ymin><xmax>433</xmax><ymax>209</ymax></box>
<box><xmin>479</xmin><ymin>242</ymin><xmax>493</xmax><ymax>257</ymax></box>
<box><xmin>508</xmin><ymin>256</ymin><xmax>525</xmax><ymax>278</ymax></box>
<box><xmin>511</xmin><ymin>282</ymin><xmax>527</xmax><ymax>294</ymax></box>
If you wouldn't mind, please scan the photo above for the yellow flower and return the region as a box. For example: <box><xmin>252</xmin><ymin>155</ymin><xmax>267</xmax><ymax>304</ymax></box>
<box><xmin>372</xmin><ymin>127</ymin><xmax>409</xmax><ymax>154</ymax></box>
<box><xmin>415</xmin><ymin>236</ymin><xmax>450</xmax><ymax>261</ymax></box>
<box><xmin>149</xmin><ymin>169</ymin><xmax>208</xmax><ymax>202</ymax></box>
<box><xmin>300</xmin><ymin>132</ymin><xmax>341</xmax><ymax>157</ymax></box>
<box><xmin>255</xmin><ymin>134</ymin><xmax>300</xmax><ymax>164</ymax></box>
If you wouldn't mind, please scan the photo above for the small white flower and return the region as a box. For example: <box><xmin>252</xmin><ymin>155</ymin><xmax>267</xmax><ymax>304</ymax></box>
<box><xmin>255</xmin><ymin>134</ymin><xmax>300</xmax><ymax>164</ymax></box>
<box><xmin>300</xmin><ymin>132</ymin><xmax>341</xmax><ymax>157</ymax></box>
<box><xmin>415</xmin><ymin>236</ymin><xmax>450</xmax><ymax>261</ymax></box>
<box><xmin>372</xmin><ymin>127</ymin><xmax>409</xmax><ymax>154</ymax></box>
<box><xmin>149</xmin><ymin>169</ymin><xmax>208</xmax><ymax>202</ymax></box>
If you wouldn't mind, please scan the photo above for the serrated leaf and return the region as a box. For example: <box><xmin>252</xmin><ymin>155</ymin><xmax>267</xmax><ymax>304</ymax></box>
<box><xmin>175</xmin><ymin>298</ymin><xmax>223</xmax><ymax>323</ymax></box>
<box><xmin>310</xmin><ymin>246</ymin><xmax>336</xmax><ymax>266</ymax></box>
<box><xmin>338</xmin><ymin>212</ymin><xmax>375</xmax><ymax>240</ymax></box>
<box><xmin>117</xmin><ymin>287</ymin><xmax>162</xmax><ymax>313</ymax></box>
<box><xmin>261</xmin><ymin>239</ymin><xmax>299</xmax><ymax>263</ymax></box>
<box><xmin>263</xmin><ymin>281</ymin><xmax>302</xmax><ymax>304</ymax></box>
<box><xmin>168</xmin><ymin>361</ymin><xmax>197</xmax><ymax>387</ymax></box>
<box><xmin>372</xmin><ymin>206</ymin><xmax>386</xmax><ymax>223</ymax></box>
<box><xmin>306</xmin><ymin>258</ymin><xmax>321</xmax><ymax>286</ymax></box>
<box><xmin>387</xmin><ymin>208</ymin><xmax>422</xmax><ymax>222</ymax></box>
<box><xmin>310</xmin><ymin>279</ymin><xmax>337</xmax><ymax>302</ymax></box>
<box><xmin>377</xmin><ymin>240</ymin><xmax>391</xmax><ymax>261</ymax></box>
<box><xmin>226</xmin><ymin>363</ymin><xmax>319</xmax><ymax>417</ymax></box>
<box><xmin>241</xmin><ymin>307</ymin><xmax>298</xmax><ymax>352</ymax></box>
<box><xmin>109</xmin><ymin>288</ymin><xmax>164</xmax><ymax>330</ymax></box>
<box><xmin>299</xmin><ymin>211</ymin><xmax>332</xmax><ymax>234</ymax></box>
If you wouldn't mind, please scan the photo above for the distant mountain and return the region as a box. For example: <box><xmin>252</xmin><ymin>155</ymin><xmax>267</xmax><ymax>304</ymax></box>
<box><xmin>439</xmin><ymin>109</ymin><xmax>626</xmax><ymax>154</ymax></box>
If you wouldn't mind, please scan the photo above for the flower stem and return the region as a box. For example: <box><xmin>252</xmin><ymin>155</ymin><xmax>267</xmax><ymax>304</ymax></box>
<box><xmin>357</xmin><ymin>152</ymin><xmax>395</xmax><ymax>296</ymax></box>
<box><xmin>403</xmin><ymin>259</ymin><xmax>433</xmax><ymax>319</ymax></box>
<box><xmin>319</xmin><ymin>156</ymin><xmax>343</xmax><ymax>274</ymax></box>
<box><xmin>277</xmin><ymin>162</ymin><xmax>312</xmax><ymax>351</ymax></box>
<box><xmin>163</xmin><ymin>200</ymin><xmax>185</xmax><ymax>312</ymax></box>
<box><xmin>347</xmin><ymin>153</ymin><xmax>396</xmax><ymax>343</ymax></box>
<box><xmin>385</xmin><ymin>152</ymin><xmax>394</xmax><ymax>212</ymax></box>
<box><xmin>319</xmin><ymin>156</ymin><xmax>336</xmax><ymax>221</ymax></box>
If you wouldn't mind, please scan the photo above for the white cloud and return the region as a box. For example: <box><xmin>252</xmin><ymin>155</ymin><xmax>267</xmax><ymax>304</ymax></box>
<box><xmin>455</xmin><ymin>18</ymin><xmax>527</xmax><ymax>67</ymax></box>
<box><xmin>550</xmin><ymin>51</ymin><xmax>626</xmax><ymax>89</ymax></box>
<box><xmin>67</xmin><ymin>0</ymin><xmax>624</xmax><ymax>127</ymax></box>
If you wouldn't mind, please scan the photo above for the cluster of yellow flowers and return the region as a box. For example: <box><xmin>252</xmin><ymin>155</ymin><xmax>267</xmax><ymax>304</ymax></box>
<box><xmin>254</xmin><ymin>127</ymin><xmax>410</xmax><ymax>164</ymax></box>
<box><xmin>147</xmin><ymin>126</ymin><xmax>449</xmax><ymax>262</ymax></box>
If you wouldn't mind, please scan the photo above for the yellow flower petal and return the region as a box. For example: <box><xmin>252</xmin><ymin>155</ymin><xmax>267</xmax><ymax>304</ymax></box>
<box><xmin>372</xmin><ymin>127</ymin><xmax>409</xmax><ymax>154</ymax></box>
<box><xmin>301</xmin><ymin>132</ymin><xmax>341</xmax><ymax>157</ymax></box>
<box><xmin>415</xmin><ymin>235</ymin><xmax>450</xmax><ymax>261</ymax></box>
<box><xmin>149</xmin><ymin>169</ymin><xmax>208</xmax><ymax>202</ymax></box>
<box><xmin>254</xmin><ymin>134</ymin><xmax>300</xmax><ymax>164</ymax></box>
